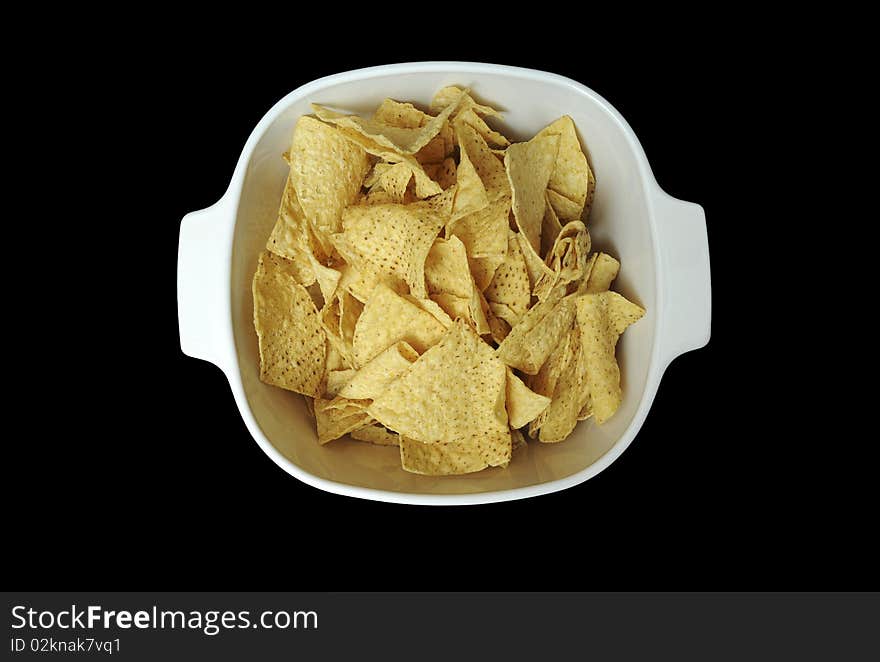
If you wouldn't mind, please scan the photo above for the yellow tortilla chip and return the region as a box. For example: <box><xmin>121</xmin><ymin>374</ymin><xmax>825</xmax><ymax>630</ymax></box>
<box><xmin>526</xmin><ymin>329</ymin><xmax>571</xmax><ymax>438</ymax></box>
<box><xmin>335</xmin><ymin>199</ymin><xmax>447</xmax><ymax>299</ymax></box>
<box><xmin>399</xmin><ymin>435</ymin><xmax>509</xmax><ymax>475</ymax></box>
<box><xmin>506</xmin><ymin>368</ymin><xmax>551</xmax><ymax>429</ymax></box>
<box><xmin>540</xmin><ymin>190</ymin><xmax>564</xmax><ymax>258</ymax></box>
<box><xmin>307</xmin><ymin>254</ymin><xmax>341</xmax><ymax>304</ymax></box>
<box><xmin>378</xmin><ymin>161</ymin><xmax>414</xmax><ymax>203</ymax></box>
<box><xmin>320</xmin><ymin>290</ymin><xmax>362</xmax><ymax>369</ymax></box>
<box><xmin>533</xmin><ymin>221</ymin><xmax>591</xmax><ymax>301</ymax></box>
<box><xmin>351</xmin><ymin>424</ymin><xmax>400</xmax><ymax>446</ymax></box>
<box><xmin>495</xmin><ymin>288</ymin><xmax>575</xmax><ymax>374</ymax></box>
<box><xmin>266</xmin><ymin>173</ymin><xmax>322</xmax><ymax>284</ymax></box>
<box><xmin>325</xmin><ymin>369</ymin><xmax>356</xmax><ymax>397</ymax></box>
<box><xmin>505</xmin><ymin>132</ymin><xmax>560</xmax><ymax>255</ymax></box>
<box><xmin>455</xmin><ymin>107</ymin><xmax>510</xmax><ymax>149</ymax></box>
<box><xmin>329</xmin><ymin>124</ymin><xmax>442</xmax><ymax>199</ymax></box>
<box><xmin>369</xmin><ymin>320</ymin><xmax>510</xmax><ymax>452</ymax></box>
<box><xmin>289</xmin><ymin>116</ymin><xmax>370</xmax><ymax>238</ymax></box>
<box><xmin>486</xmin><ymin>306</ymin><xmax>511</xmax><ymax>344</ymax></box>
<box><xmin>430</xmin><ymin>86</ymin><xmax>501</xmax><ymax>118</ymax></box>
<box><xmin>546</xmin><ymin>188</ymin><xmax>584</xmax><ymax>223</ymax></box>
<box><xmin>448</xmin><ymin>194</ymin><xmax>510</xmax><ymax>258</ymax></box>
<box><xmin>536</xmin><ymin>116</ymin><xmax>592</xmax><ymax>217</ymax></box>
<box><xmin>430</xmin><ymin>292</ymin><xmax>471</xmax><ymax>321</ymax></box>
<box><xmin>484</xmin><ymin>230</ymin><xmax>531</xmax><ymax>326</ymax></box>
<box><xmin>314</xmin><ymin>396</ymin><xmax>372</xmax><ymax>444</ymax></box>
<box><xmin>574</xmin><ymin>291</ymin><xmax>644</xmax><ymax>424</ymax></box>
<box><xmin>312</xmin><ymin>92</ymin><xmax>462</xmax><ymax>156</ymax></box>
<box><xmin>336</xmin><ymin>261</ymin><xmax>386</xmax><ymax>303</ymax></box>
<box><xmin>537</xmin><ymin>327</ymin><xmax>588</xmax><ymax>443</ymax></box>
<box><xmin>579</xmin><ymin>252</ymin><xmax>621</xmax><ymax>294</ymax></box>
<box><xmin>360</xmin><ymin>189</ymin><xmax>396</xmax><ymax>206</ymax></box>
<box><xmin>456</xmin><ymin>121</ymin><xmax>509</xmax><ymax>201</ymax></box>
<box><xmin>469</xmin><ymin>253</ymin><xmax>507</xmax><ymax>292</ymax></box>
<box><xmin>516</xmin><ymin>231</ymin><xmax>554</xmax><ymax>291</ymax></box>
<box><xmin>373</xmin><ymin>99</ymin><xmax>431</xmax><ymax>128</ymax></box>
<box><xmin>252</xmin><ymin>251</ymin><xmax>326</xmax><ymax>396</ymax></box>
<box><xmin>424</xmin><ymin>236</ymin><xmax>473</xmax><ymax>299</ymax></box>
<box><xmin>415</xmin><ymin>133</ymin><xmax>449</xmax><ymax>165</ymax></box>
<box><xmin>488</xmin><ymin>302</ymin><xmax>518</xmax><ymax>330</ymax></box>
<box><xmin>451</xmin><ymin>131</ymin><xmax>489</xmax><ymax>221</ymax></box>
<box><xmin>352</xmin><ymin>282</ymin><xmax>447</xmax><ymax>366</ymax></box>
<box><xmin>426</xmin><ymin>157</ymin><xmax>457</xmax><ymax>190</ymax></box>
<box><xmin>409</xmin><ymin>295</ymin><xmax>454</xmax><ymax>329</ymax></box>
<box><xmin>338</xmin><ymin>341</ymin><xmax>419</xmax><ymax>400</ymax></box>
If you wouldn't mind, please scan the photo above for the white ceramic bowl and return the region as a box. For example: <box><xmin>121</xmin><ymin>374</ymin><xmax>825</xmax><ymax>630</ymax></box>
<box><xmin>177</xmin><ymin>62</ymin><xmax>711</xmax><ymax>505</ymax></box>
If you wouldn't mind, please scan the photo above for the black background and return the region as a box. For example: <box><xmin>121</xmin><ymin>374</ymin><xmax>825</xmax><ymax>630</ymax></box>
<box><xmin>9</xmin><ymin>31</ymin><xmax>871</xmax><ymax>590</ymax></box>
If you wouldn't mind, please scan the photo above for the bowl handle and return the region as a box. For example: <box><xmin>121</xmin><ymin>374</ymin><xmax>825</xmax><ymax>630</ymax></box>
<box><xmin>653</xmin><ymin>189</ymin><xmax>712</xmax><ymax>368</ymax></box>
<box><xmin>177</xmin><ymin>195</ymin><xmax>235</xmax><ymax>372</ymax></box>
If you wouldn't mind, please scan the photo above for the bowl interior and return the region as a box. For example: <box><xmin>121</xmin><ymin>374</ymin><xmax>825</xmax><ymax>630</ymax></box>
<box><xmin>230</xmin><ymin>66</ymin><xmax>656</xmax><ymax>495</ymax></box>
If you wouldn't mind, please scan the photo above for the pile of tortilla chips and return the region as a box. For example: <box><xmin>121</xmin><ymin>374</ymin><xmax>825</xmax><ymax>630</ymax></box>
<box><xmin>252</xmin><ymin>86</ymin><xmax>645</xmax><ymax>475</ymax></box>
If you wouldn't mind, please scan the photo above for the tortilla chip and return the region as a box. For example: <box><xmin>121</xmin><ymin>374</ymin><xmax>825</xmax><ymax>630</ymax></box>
<box><xmin>308</xmin><ymin>255</ymin><xmax>341</xmax><ymax>304</ymax></box>
<box><xmin>536</xmin><ymin>116</ymin><xmax>592</xmax><ymax>217</ymax></box>
<box><xmin>486</xmin><ymin>306</ymin><xmax>511</xmax><ymax>344</ymax></box>
<box><xmin>540</xmin><ymin>190</ymin><xmax>564</xmax><ymax>258</ymax></box>
<box><xmin>352</xmin><ymin>282</ymin><xmax>447</xmax><ymax>366</ymax></box>
<box><xmin>456</xmin><ymin>121</ymin><xmax>509</xmax><ymax>200</ymax></box>
<box><xmin>252</xmin><ymin>251</ymin><xmax>326</xmax><ymax>396</ymax></box>
<box><xmin>605</xmin><ymin>290</ymin><xmax>646</xmax><ymax>336</ymax></box>
<box><xmin>424</xmin><ymin>236</ymin><xmax>473</xmax><ymax>299</ymax></box>
<box><xmin>325</xmin><ymin>369</ymin><xmax>356</xmax><ymax>397</ymax></box>
<box><xmin>488</xmin><ymin>302</ymin><xmax>518</xmax><ymax>332</ymax></box>
<box><xmin>266</xmin><ymin>174</ymin><xmax>321</xmax><ymax>284</ymax></box>
<box><xmin>351</xmin><ymin>424</ymin><xmax>400</xmax><ymax>446</ymax></box>
<box><xmin>537</xmin><ymin>327</ymin><xmax>588</xmax><ymax>443</ymax></box>
<box><xmin>579</xmin><ymin>252</ymin><xmax>621</xmax><ymax>294</ymax></box>
<box><xmin>533</xmin><ymin>221</ymin><xmax>591</xmax><ymax>301</ymax></box>
<box><xmin>451</xmin><ymin>131</ymin><xmax>489</xmax><ymax>220</ymax></box>
<box><xmin>454</xmin><ymin>107</ymin><xmax>510</xmax><ymax>149</ymax></box>
<box><xmin>495</xmin><ymin>287</ymin><xmax>575</xmax><ymax>374</ymax></box>
<box><xmin>526</xmin><ymin>330</ymin><xmax>571</xmax><ymax>438</ymax></box>
<box><xmin>378</xmin><ymin>161</ymin><xmax>415</xmax><ymax>203</ymax></box>
<box><xmin>469</xmin><ymin>253</ymin><xmax>507</xmax><ymax>292</ymax></box>
<box><xmin>289</xmin><ymin>116</ymin><xmax>370</xmax><ymax>239</ymax></box>
<box><xmin>373</xmin><ymin>99</ymin><xmax>431</xmax><ymax>128</ymax></box>
<box><xmin>324</xmin><ymin>343</ymin><xmax>346</xmax><ymax>375</ymax></box>
<box><xmin>314</xmin><ymin>396</ymin><xmax>372</xmax><ymax>444</ymax></box>
<box><xmin>429</xmin><ymin>157</ymin><xmax>457</xmax><ymax>190</ymax></box>
<box><xmin>484</xmin><ymin>230</ymin><xmax>531</xmax><ymax>325</ymax></box>
<box><xmin>335</xmin><ymin>199</ymin><xmax>446</xmax><ymax>299</ymax></box>
<box><xmin>575</xmin><ymin>291</ymin><xmax>644</xmax><ymax>424</ymax></box>
<box><xmin>546</xmin><ymin>188</ymin><xmax>584</xmax><ymax>223</ymax></box>
<box><xmin>312</xmin><ymin>92</ymin><xmax>462</xmax><ymax>156</ymax></box>
<box><xmin>516</xmin><ymin>231</ymin><xmax>554</xmax><ymax>291</ymax></box>
<box><xmin>448</xmin><ymin>194</ymin><xmax>510</xmax><ymax>258</ymax></box>
<box><xmin>430</xmin><ymin>86</ymin><xmax>501</xmax><ymax>118</ymax></box>
<box><xmin>369</xmin><ymin>320</ymin><xmax>510</xmax><ymax>453</ymax></box>
<box><xmin>329</xmin><ymin>124</ymin><xmax>443</xmax><ymax>199</ymax></box>
<box><xmin>409</xmin><ymin>295</ymin><xmax>454</xmax><ymax>328</ymax></box>
<box><xmin>338</xmin><ymin>341</ymin><xmax>419</xmax><ymax>400</ymax></box>
<box><xmin>430</xmin><ymin>292</ymin><xmax>471</xmax><ymax>321</ymax></box>
<box><xmin>505</xmin><ymin>132</ymin><xmax>560</xmax><ymax>255</ymax></box>
<box><xmin>399</xmin><ymin>435</ymin><xmax>509</xmax><ymax>475</ymax></box>
<box><xmin>415</xmin><ymin>133</ymin><xmax>449</xmax><ymax>165</ymax></box>
<box><xmin>506</xmin><ymin>368</ymin><xmax>551</xmax><ymax>429</ymax></box>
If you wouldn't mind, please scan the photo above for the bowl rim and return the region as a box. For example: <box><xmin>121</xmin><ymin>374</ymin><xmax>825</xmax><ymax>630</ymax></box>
<box><xmin>221</xmin><ymin>61</ymin><xmax>669</xmax><ymax>505</ymax></box>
